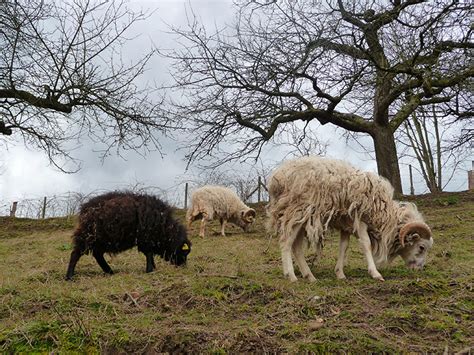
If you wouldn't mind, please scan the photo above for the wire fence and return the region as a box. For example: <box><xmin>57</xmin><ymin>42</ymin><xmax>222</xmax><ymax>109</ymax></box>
<box><xmin>0</xmin><ymin>178</ymin><xmax>268</xmax><ymax>219</ymax></box>
<box><xmin>0</xmin><ymin>186</ymin><xmax>172</xmax><ymax>219</ymax></box>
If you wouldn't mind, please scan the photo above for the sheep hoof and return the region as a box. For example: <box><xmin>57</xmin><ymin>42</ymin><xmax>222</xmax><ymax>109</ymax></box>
<box><xmin>335</xmin><ymin>267</ymin><xmax>346</xmax><ymax>279</ymax></box>
<box><xmin>306</xmin><ymin>274</ymin><xmax>317</xmax><ymax>283</ymax></box>
<box><xmin>371</xmin><ymin>274</ymin><xmax>384</xmax><ymax>281</ymax></box>
<box><xmin>289</xmin><ymin>276</ymin><xmax>298</xmax><ymax>283</ymax></box>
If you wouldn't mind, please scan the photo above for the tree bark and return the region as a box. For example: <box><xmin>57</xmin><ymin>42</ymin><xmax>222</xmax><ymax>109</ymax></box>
<box><xmin>371</xmin><ymin>63</ymin><xmax>403</xmax><ymax>194</ymax></box>
<box><xmin>372</xmin><ymin>126</ymin><xmax>403</xmax><ymax>194</ymax></box>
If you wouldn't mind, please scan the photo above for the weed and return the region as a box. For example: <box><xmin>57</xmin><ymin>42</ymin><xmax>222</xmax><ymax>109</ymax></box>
<box><xmin>434</xmin><ymin>195</ymin><xmax>460</xmax><ymax>206</ymax></box>
<box><xmin>57</xmin><ymin>243</ymin><xmax>72</xmax><ymax>251</ymax></box>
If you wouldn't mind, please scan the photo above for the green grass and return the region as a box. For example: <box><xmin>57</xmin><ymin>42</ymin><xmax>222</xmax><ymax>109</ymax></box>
<box><xmin>0</xmin><ymin>192</ymin><xmax>473</xmax><ymax>352</ymax></box>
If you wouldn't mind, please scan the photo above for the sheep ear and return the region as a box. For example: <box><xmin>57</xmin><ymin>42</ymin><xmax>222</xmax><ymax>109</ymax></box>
<box><xmin>399</xmin><ymin>222</ymin><xmax>432</xmax><ymax>247</ymax></box>
<box><xmin>181</xmin><ymin>243</ymin><xmax>190</xmax><ymax>251</ymax></box>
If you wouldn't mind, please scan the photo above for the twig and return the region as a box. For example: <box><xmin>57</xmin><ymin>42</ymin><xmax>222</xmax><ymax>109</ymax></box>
<box><xmin>198</xmin><ymin>273</ymin><xmax>240</xmax><ymax>279</ymax></box>
<box><xmin>72</xmin><ymin>308</ymin><xmax>91</xmax><ymax>338</ymax></box>
<box><xmin>50</xmin><ymin>303</ymin><xmax>76</xmax><ymax>335</ymax></box>
<box><xmin>182</xmin><ymin>296</ymin><xmax>194</xmax><ymax>308</ymax></box>
<box><xmin>455</xmin><ymin>346</ymin><xmax>473</xmax><ymax>355</ymax></box>
<box><xmin>125</xmin><ymin>292</ymin><xmax>140</xmax><ymax>307</ymax></box>
<box><xmin>385</xmin><ymin>325</ymin><xmax>408</xmax><ymax>336</ymax></box>
<box><xmin>253</xmin><ymin>328</ymin><xmax>266</xmax><ymax>352</ymax></box>
<box><xmin>19</xmin><ymin>330</ymin><xmax>33</xmax><ymax>348</ymax></box>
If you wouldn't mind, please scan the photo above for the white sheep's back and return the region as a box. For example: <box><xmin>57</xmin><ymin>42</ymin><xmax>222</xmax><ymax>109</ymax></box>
<box><xmin>266</xmin><ymin>156</ymin><xmax>399</xmax><ymax>257</ymax></box>
<box><xmin>189</xmin><ymin>185</ymin><xmax>247</xmax><ymax>220</ymax></box>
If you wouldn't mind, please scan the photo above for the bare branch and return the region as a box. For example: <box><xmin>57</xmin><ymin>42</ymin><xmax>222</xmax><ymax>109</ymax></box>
<box><xmin>1</xmin><ymin>0</ymin><xmax>165</xmax><ymax>170</ymax></box>
<box><xmin>165</xmin><ymin>0</ymin><xmax>472</xmax><ymax>192</ymax></box>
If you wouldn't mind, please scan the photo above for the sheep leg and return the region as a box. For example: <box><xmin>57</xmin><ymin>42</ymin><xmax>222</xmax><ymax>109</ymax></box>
<box><xmin>65</xmin><ymin>247</ymin><xmax>82</xmax><ymax>280</ymax></box>
<box><xmin>92</xmin><ymin>250</ymin><xmax>114</xmax><ymax>275</ymax></box>
<box><xmin>280</xmin><ymin>227</ymin><xmax>299</xmax><ymax>282</ymax></box>
<box><xmin>292</xmin><ymin>230</ymin><xmax>316</xmax><ymax>282</ymax></box>
<box><xmin>219</xmin><ymin>218</ymin><xmax>226</xmax><ymax>237</ymax></box>
<box><xmin>145</xmin><ymin>252</ymin><xmax>155</xmax><ymax>273</ymax></box>
<box><xmin>199</xmin><ymin>214</ymin><xmax>209</xmax><ymax>238</ymax></box>
<box><xmin>186</xmin><ymin>212</ymin><xmax>197</xmax><ymax>229</ymax></box>
<box><xmin>356</xmin><ymin>223</ymin><xmax>384</xmax><ymax>281</ymax></box>
<box><xmin>199</xmin><ymin>219</ymin><xmax>206</xmax><ymax>238</ymax></box>
<box><xmin>335</xmin><ymin>231</ymin><xmax>350</xmax><ymax>279</ymax></box>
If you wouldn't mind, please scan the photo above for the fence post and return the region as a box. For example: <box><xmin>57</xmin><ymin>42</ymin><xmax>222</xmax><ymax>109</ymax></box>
<box><xmin>257</xmin><ymin>176</ymin><xmax>262</xmax><ymax>203</ymax></box>
<box><xmin>42</xmin><ymin>197</ymin><xmax>47</xmax><ymax>219</ymax></box>
<box><xmin>10</xmin><ymin>202</ymin><xmax>18</xmax><ymax>218</ymax></box>
<box><xmin>409</xmin><ymin>165</ymin><xmax>414</xmax><ymax>195</ymax></box>
<box><xmin>469</xmin><ymin>161</ymin><xmax>474</xmax><ymax>191</ymax></box>
<box><xmin>184</xmin><ymin>183</ymin><xmax>189</xmax><ymax>209</ymax></box>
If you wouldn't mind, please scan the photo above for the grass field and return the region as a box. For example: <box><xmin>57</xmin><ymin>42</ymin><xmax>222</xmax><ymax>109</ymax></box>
<box><xmin>0</xmin><ymin>192</ymin><xmax>473</xmax><ymax>353</ymax></box>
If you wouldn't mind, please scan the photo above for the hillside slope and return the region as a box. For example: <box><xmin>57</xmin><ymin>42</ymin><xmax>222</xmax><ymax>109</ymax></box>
<box><xmin>0</xmin><ymin>192</ymin><xmax>473</xmax><ymax>353</ymax></box>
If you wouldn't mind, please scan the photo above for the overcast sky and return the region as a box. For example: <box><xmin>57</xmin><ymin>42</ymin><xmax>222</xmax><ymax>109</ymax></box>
<box><xmin>0</xmin><ymin>0</ymin><xmax>472</xmax><ymax>210</ymax></box>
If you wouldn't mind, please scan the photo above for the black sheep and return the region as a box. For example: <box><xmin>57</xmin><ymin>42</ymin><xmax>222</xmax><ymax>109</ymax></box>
<box><xmin>65</xmin><ymin>191</ymin><xmax>191</xmax><ymax>280</ymax></box>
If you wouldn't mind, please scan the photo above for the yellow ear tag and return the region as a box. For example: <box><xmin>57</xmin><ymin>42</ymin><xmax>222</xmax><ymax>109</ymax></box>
<box><xmin>182</xmin><ymin>243</ymin><xmax>189</xmax><ymax>251</ymax></box>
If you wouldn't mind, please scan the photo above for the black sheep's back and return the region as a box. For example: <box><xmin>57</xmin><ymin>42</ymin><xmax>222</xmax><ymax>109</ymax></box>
<box><xmin>79</xmin><ymin>191</ymin><xmax>128</xmax><ymax>214</ymax></box>
<box><xmin>73</xmin><ymin>192</ymin><xmax>177</xmax><ymax>255</ymax></box>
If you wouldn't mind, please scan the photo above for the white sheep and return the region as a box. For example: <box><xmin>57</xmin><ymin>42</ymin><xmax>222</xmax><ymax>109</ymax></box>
<box><xmin>187</xmin><ymin>185</ymin><xmax>256</xmax><ymax>237</ymax></box>
<box><xmin>266</xmin><ymin>156</ymin><xmax>433</xmax><ymax>282</ymax></box>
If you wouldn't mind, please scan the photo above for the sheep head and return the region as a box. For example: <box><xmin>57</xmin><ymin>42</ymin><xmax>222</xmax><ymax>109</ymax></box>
<box><xmin>398</xmin><ymin>222</ymin><xmax>433</xmax><ymax>270</ymax></box>
<box><xmin>238</xmin><ymin>208</ymin><xmax>256</xmax><ymax>232</ymax></box>
<box><xmin>167</xmin><ymin>240</ymin><xmax>192</xmax><ymax>266</ymax></box>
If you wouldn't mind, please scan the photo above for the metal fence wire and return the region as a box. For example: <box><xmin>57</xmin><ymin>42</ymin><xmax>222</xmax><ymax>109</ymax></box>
<box><xmin>0</xmin><ymin>178</ymin><xmax>269</xmax><ymax>219</ymax></box>
<box><xmin>0</xmin><ymin>187</ymin><xmax>169</xmax><ymax>219</ymax></box>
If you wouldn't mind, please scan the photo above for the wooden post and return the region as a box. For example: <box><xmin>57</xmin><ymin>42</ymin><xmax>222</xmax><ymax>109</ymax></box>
<box><xmin>468</xmin><ymin>161</ymin><xmax>474</xmax><ymax>191</ymax></box>
<box><xmin>184</xmin><ymin>183</ymin><xmax>189</xmax><ymax>209</ymax></box>
<box><xmin>41</xmin><ymin>197</ymin><xmax>47</xmax><ymax>219</ymax></box>
<box><xmin>409</xmin><ymin>165</ymin><xmax>414</xmax><ymax>195</ymax></box>
<box><xmin>10</xmin><ymin>202</ymin><xmax>18</xmax><ymax>218</ymax></box>
<box><xmin>257</xmin><ymin>176</ymin><xmax>262</xmax><ymax>203</ymax></box>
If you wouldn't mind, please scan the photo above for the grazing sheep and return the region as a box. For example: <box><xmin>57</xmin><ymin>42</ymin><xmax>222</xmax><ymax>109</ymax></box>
<box><xmin>266</xmin><ymin>156</ymin><xmax>433</xmax><ymax>282</ymax></box>
<box><xmin>186</xmin><ymin>185</ymin><xmax>256</xmax><ymax>237</ymax></box>
<box><xmin>65</xmin><ymin>191</ymin><xmax>191</xmax><ymax>280</ymax></box>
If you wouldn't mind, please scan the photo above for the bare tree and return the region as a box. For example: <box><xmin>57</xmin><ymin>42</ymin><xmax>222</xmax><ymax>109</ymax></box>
<box><xmin>63</xmin><ymin>192</ymin><xmax>86</xmax><ymax>216</ymax></box>
<box><xmin>442</xmin><ymin>84</ymin><xmax>473</xmax><ymax>151</ymax></box>
<box><xmin>229</xmin><ymin>161</ymin><xmax>273</xmax><ymax>203</ymax></box>
<box><xmin>399</xmin><ymin>105</ymin><xmax>469</xmax><ymax>193</ymax></box>
<box><xmin>231</xmin><ymin>171</ymin><xmax>258</xmax><ymax>202</ymax></box>
<box><xmin>280</xmin><ymin>123</ymin><xmax>328</xmax><ymax>158</ymax></box>
<box><xmin>165</xmin><ymin>0</ymin><xmax>473</xmax><ymax>193</ymax></box>
<box><xmin>0</xmin><ymin>0</ymin><xmax>167</xmax><ymax>171</ymax></box>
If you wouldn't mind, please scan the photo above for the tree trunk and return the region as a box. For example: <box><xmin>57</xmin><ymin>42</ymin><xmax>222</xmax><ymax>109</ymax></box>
<box><xmin>372</xmin><ymin>126</ymin><xmax>403</xmax><ymax>194</ymax></box>
<box><xmin>371</xmin><ymin>59</ymin><xmax>402</xmax><ymax>194</ymax></box>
